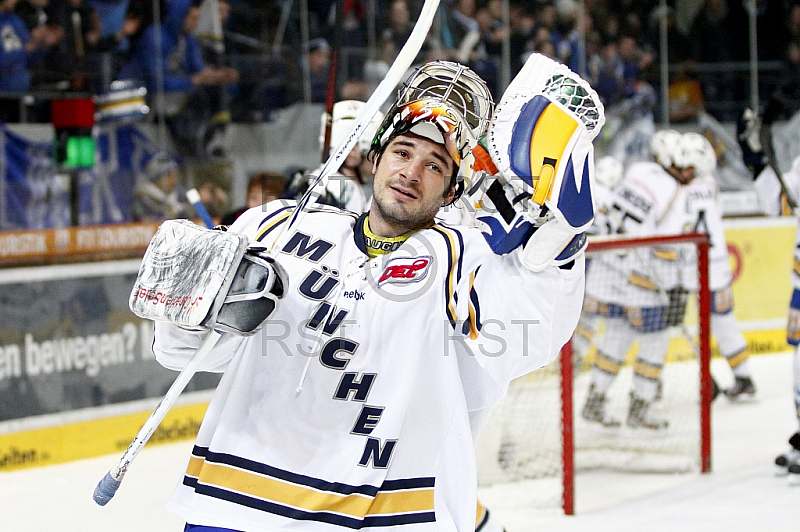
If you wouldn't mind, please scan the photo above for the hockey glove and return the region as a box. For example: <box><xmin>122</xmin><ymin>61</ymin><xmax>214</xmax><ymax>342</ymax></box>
<box><xmin>736</xmin><ymin>108</ymin><xmax>767</xmax><ymax>178</ymax></box>
<box><xmin>467</xmin><ymin>171</ymin><xmax>587</xmax><ymax>269</ymax></box>
<box><xmin>484</xmin><ymin>53</ymin><xmax>602</xmax><ymax>271</ymax></box>
<box><xmin>788</xmin><ymin>288</ymin><xmax>800</xmax><ymax>347</ymax></box>
<box><xmin>129</xmin><ymin>220</ymin><xmax>249</xmax><ymax>330</ymax></box>
<box><xmin>214</xmin><ymin>248</ymin><xmax>288</xmax><ymax>336</ymax></box>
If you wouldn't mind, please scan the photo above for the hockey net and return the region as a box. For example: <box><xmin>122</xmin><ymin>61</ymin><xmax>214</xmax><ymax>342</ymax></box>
<box><xmin>474</xmin><ymin>233</ymin><xmax>712</xmax><ymax>514</ymax></box>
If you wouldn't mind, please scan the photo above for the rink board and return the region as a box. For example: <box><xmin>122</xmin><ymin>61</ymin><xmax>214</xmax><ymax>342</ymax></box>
<box><xmin>0</xmin><ymin>258</ymin><xmax>219</xmax><ymax>471</ymax></box>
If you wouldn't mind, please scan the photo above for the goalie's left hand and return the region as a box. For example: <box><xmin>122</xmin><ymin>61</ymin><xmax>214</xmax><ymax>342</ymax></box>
<box><xmin>468</xmin><ymin>172</ymin><xmax>587</xmax><ymax>271</ymax></box>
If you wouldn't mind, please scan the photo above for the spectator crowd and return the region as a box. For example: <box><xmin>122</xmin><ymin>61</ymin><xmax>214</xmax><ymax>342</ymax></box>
<box><xmin>2</xmin><ymin>0</ymin><xmax>800</xmax><ymax>127</ymax></box>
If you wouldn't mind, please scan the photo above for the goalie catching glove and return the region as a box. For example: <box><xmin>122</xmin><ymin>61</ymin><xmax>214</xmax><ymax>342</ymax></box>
<box><xmin>472</xmin><ymin>53</ymin><xmax>604</xmax><ymax>271</ymax></box>
<box><xmin>129</xmin><ymin>219</ymin><xmax>287</xmax><ymax>335</ymax></box>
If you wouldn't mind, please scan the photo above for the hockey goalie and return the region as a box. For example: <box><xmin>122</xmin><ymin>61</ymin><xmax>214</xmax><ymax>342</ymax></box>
<box><xmin>121</xmin><ymin>54</ymin><xmax>604</xmax><ymax>531</ymax></box>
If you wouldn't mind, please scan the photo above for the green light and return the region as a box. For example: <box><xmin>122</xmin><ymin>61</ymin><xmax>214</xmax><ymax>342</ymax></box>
<box><xmin>64</xmin><ymin>136</ymin><xmax>95</xmax><ymax>168</ymax></box>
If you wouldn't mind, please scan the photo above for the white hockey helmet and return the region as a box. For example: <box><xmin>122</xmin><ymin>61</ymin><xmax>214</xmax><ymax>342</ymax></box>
<box><xmin>319</xmin><ymin>100</ymin><xmax>367</xmax><ymax>154</ymax></box>
<box><xmin>677</xmin><ymin>131</ymin><xmax>716</xmax><ymax>176</ymax></box>
<box><xmin>594</xmin><ymin>155</ymin><xmax>624</xmax><ymax>189</ymax></box>
<box><xmin>649</xmin><ymin>128</ymin><xmax>682</xmax><ymax>168</ymax></box>
<box><xmin>369</xmin><ymin>61</ymin><xmax>494</xmax><ymax>196</ymax></box>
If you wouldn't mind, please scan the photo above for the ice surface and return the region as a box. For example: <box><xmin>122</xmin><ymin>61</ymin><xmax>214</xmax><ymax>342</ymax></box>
<box><xmin>1</xmin><ymin>352</ymin><xmax>797</xmax><ymax>531</ymax></box>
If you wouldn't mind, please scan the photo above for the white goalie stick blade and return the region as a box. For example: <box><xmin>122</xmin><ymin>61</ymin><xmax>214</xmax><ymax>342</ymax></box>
<box><xmin>129</xmin><ymin>219</ymin><xmax>249</xmax><ymax>329</ymax></box>
<box><xmin>487</xmin><ymin>53</ymin><xmax>604</xmax><ymax>234</ymax></box>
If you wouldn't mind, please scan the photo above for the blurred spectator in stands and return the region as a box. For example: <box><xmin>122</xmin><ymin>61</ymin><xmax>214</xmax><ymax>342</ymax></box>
<box><xmin>441</xmin><ymin>0</ymin><xmax>480</xmax><ymax>65</ymax></box>
<box><xmin>593</xmin><ymin>37</ymin><xmax>625</xmax><ymax>106</ymax></box>
<box><xmin>12</xmin><ymin>0</ymin><xmax>63</xmax><ymax>88</ymax></box>
<box><xmin>471</xmin><ymin>1</ymin><xmax>503</xmax><ymax>94</ymax></box>
<box><xmin>668</xmin><ymin>60</ymin><xmax>706</xmax><ymax>123</ymax></box>
<box><xmin>119</xmin><ymin>0</ymin><xmax>238</xmax><ymax>157</ymax></box>
<box><xmin>45</xmin><ymin>0</ymin><xmax>140</xmax><ymax>92</ymax></box>
<box><xmin>618</xmin><ymin>31</ymin><xmax>654</xmax><ymax>91</ymax></box>
<box><xmin>729</xmin><ymin>0</ymin><xmax>786</xmax><ymax>62</ymax></box>
<box><xmin>132</xmin><ymin>151</ymin><xmax>192</xmax><ymax>222</ymax></box>
<box><xmin>197</xmin><ymin>181</ymin><xmax>229</xmax><ymax>223</ymax></box>
<box><xmin>788</xmin><ymin>3</ymin><xmax>800</xmax><ymax>44</ymax></box>
<box><xmin>219</xmin><ymin>172</ymin><xmax>286</xmax><ymax>225</ymax></box>
<box><xmin>380</xmin><ymin>0</ymin><xmax>442</xmax><ymax>67</ymax></box>
<box><xmin>763</xmin><ymin>41</ymin><xmax>800</xmax><ymax>121</ymax></box>
<box><xmin>303</xmin><ymin>36</ymin><xmax>331</xmax><ymax>103</ymax></box>
<box><xmin>556</xmin><ymin>0</ymin><xmax>597</xmax><ymax>76</ymax></box>
<box><xmin>646</xmin><ymin>4</ymin><xmax>691</xmax><ymax>65</ymax></box>
<box><xmin>688</xmin><ymin>0</ymin><xmax>740</xmax><ymax>120</ymax></box>
<box><xmin>0</xmin><ymin>0</ymin><xmax>62</xmax><ymax>122</ymax></box>
<box><xmin>507</xmin><ymin>1</ymin><xmax>535</xmax><ymax>75</ymax></box>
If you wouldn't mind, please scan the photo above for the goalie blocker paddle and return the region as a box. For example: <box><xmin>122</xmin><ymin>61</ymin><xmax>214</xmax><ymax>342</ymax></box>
<box><xmin>93</xmin><ymin>0</ymin><xmax>443</xmax><ymax>507</ymax></box>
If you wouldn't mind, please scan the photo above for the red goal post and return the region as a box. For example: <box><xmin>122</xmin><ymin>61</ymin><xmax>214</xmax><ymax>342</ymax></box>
<box><xmin>474</xmin><ymin>232</ymin><xmax>712</xmax><ymax>515</ymax></box>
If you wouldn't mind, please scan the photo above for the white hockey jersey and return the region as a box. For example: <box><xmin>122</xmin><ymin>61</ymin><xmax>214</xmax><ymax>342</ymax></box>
<box><xmin>153</xmin><ymin>201</ymin><xmax>585</xmax><ymax>531</ymax></box>
<box><xmin>308</xmin><ymin>165</ymin><xmax>372</xmax><ymax>214</ymax></box>
<box><xmin>588</xmin><ymin>161</ymin><xmax>703</xmax><ymax>307</ymax></box>
<box><xmin>683</xmin><ymin>174</ymin><xmax>733</xmax><ymax>291</ymax></box>
<box><xmin>754</xmin><ymin>155</ymin><xmax>800</xmax><ymax>290</ymax></box>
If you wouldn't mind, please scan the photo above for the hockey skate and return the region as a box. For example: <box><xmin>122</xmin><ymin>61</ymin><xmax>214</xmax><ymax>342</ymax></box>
<box><xmin>581</xmin><ymin>385</ymin><xmax>621</xmax><ymax>427</ymax></box>
<box><xmin>724</xmin><ymin>376</ymin><xmax>756</xmax><ymax>400</ymax></box>
<box><xmin>627</xmin><ymin>393</ymin><xmax>668</xmax><ymax>430</ymax></box>
<box><xmin>775</xmin><ymin>433</ymin><xmax>800</xmax><ymax>483</ymax></box>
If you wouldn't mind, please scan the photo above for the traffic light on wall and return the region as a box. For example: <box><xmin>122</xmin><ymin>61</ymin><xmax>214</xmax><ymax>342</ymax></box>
<box><xmin>51</xmin><ymin>98</ymin><xmax>96</xmax><ymax>168</ymax></box>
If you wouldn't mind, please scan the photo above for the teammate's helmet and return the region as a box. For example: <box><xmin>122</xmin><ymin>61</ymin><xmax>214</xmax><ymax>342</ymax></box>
<box><xmin>649</xmin><ymin>129</ymin><xmax>682</xmax><ymax>168</ymax></box>
<box><xmin>319</xmin><ymin>100</ymin><xmax>364</xmax><ymax>153</ymax></box>
<box><xmin>595</xmin><ymin>155</ymin><xmax>624</xmax><ymax>190</ymax></box>
<box><xmin>369</xmin><ymin>61</ymin><xmax>494</xmax><ymax>196</ymax></box>
<box><xmin>677</xmin><ymin>132</ymin><xmax>716</xmax><ymax>176</ymax></box>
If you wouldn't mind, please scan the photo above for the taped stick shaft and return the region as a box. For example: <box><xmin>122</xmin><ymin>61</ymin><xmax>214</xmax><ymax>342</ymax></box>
<box><xmin>93</xmin><ymin>330</ymin><xmax>222</xmax><ymax>505</ymax></box>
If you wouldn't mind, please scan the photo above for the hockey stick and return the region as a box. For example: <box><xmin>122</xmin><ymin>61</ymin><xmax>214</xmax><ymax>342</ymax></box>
<box><xmin>93</xmin><ymin>0</ymin><xmax>441</xmax><ymax>506</ymax></box>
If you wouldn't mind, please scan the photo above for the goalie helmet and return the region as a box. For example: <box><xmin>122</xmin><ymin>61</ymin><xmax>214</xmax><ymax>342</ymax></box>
<box><xmin>595</xmin><ymin>155</ymin><xmax>624</xmax><ymax>190</ymax></box>
<box><xmin>649</xmin><ymin>129</ymin><xmax>682</xmax><ymax>168</ymax></box>
<box><xmin>677</xmin><ymin>131</ymin><xmax>716</xmax><ymax>176</ymax></box>
<box><xmin>369</xmin><ymin>61</ymin><xmax>494</xmax><ymax>196</ymax></box>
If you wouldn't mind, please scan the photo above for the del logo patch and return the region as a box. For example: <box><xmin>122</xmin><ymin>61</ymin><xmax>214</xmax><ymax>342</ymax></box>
<box><xmin>378</xmin><ymin>256</ymin><xmax>432</xmax><ymax>286</ymax></box>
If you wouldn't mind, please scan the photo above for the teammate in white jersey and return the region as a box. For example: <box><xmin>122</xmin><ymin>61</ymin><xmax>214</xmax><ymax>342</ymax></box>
<box><xmin>680</xmin><ymin>132</ymin><xmax>755</xmax><ymax>399</ymax></box>
<box><xmin>739</xmin><ymin>110</ymin><xmax>800</xmax><ymax>483</ymax></box>
<box><xmin>572</xmin><ymin>155</ymin><xmax>624</xmax><ymax>362</ymax></box>
<box><xmin>290</xmin><ymin>100</ymin><xmax>376</xmax><ymax>213</ymax></box>
<box><xmin>150</xmin><ymin>60</ymin><xmax>595</xmax><ymax>531</ymax></box>
<box><xmin>581</xmin><ymin>129</ymin><xmax>696</xmax><ymax>429</ymax></box>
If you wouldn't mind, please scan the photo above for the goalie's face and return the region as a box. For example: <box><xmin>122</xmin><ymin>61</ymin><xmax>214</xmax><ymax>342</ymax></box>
<box><xmin>370</xmin><ymin>134</ymin><xmax>456</xmax><ymax>237</ymax></box>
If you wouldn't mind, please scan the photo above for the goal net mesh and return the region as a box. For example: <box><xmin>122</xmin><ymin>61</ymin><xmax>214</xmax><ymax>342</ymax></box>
<box><xmin>475</xmin><ymin>234</ymin><xmax>711</xmax><ymax>511</ymax></box>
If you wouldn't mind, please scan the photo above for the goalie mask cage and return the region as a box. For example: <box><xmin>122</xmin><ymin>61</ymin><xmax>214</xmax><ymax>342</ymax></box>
<box><xmin>474</xmin><ymin>233</ymin><xmax>711</xmax><ymax>515</ymax></box>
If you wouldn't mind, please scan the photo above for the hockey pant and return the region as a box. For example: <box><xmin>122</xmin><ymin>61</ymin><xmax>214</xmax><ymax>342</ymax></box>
<box><xmin>590</xmin><ymin>316</ymin><xmax>670</xmax><ymax>402</ymax></box>
<box><xmin>711</xmin><ymin>309</ymin><xmax>751</xmax><ymax>378</ymax></box>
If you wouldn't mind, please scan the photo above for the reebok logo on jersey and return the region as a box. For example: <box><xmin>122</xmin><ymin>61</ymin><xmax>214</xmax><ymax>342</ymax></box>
<box><xmin>378</xmin><ymin>256</ymin><xmax>432</xmax><ymax>286</ymax></box>
<box><xmin>343</xmin><ymin>290</ymin><xmax>365</xmax><ymax>300</ymax></box>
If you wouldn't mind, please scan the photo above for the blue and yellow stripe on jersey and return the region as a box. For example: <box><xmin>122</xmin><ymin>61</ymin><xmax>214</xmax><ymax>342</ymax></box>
<box><xmin>255</xmin><ymin>204</ymin><xmax>360</xmax><ymax>248</ymax></box>
<box><xmin>254</xmin><ymin>204</ymin><xmax>294</xmax><ymax>243</ymax></box>
<box><xmin>184</xmin><ymin>446</ymin><xmax>436</xmax><ymax>528</ymax></box>
<box><xmin>430</xmin><ymin>224</ymin><xmax>465</xmax><ymax>329</ymax></box>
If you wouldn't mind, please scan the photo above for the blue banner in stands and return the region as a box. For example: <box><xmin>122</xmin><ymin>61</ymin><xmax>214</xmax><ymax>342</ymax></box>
<box><xmin>0</xmin><ymin>123</ymin><xmax>163</xmax><ymax>230</ymax></box>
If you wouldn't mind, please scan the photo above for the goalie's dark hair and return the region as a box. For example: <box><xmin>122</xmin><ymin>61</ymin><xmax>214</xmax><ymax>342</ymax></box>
<box><xmin>367</xmin><ymin>132</ymin><xmax>464</xmax><ymax>205</ymax></box>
